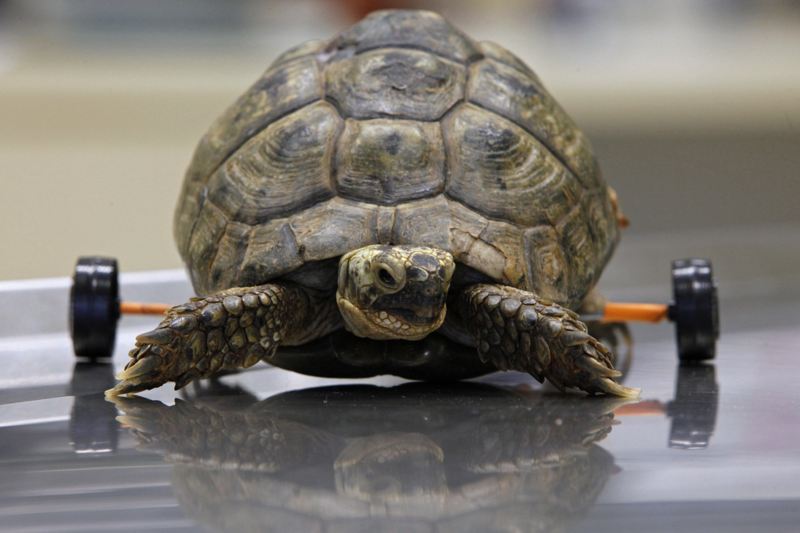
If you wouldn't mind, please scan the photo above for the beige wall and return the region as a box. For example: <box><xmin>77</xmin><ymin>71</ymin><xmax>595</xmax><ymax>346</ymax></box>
<box><xmin>1</xmin><ymin>54</ymin><xmax>242</xmax><ymax>280</ymax></box>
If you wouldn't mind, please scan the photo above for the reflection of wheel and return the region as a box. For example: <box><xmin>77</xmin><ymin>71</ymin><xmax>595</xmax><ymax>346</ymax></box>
<box><xmin>667</xmin><ymin>363</ymin><xmax>719</xmax><ymax>449</ymax></box>
<box><xmin>69</xmin><ymin>256</ymin><xmax>120</xmax><ymax>359</ymax></box>
<box><xmin>669</xmin><ymin>259</ymin><xmax>719</xmax><ymax>361</ymax></box>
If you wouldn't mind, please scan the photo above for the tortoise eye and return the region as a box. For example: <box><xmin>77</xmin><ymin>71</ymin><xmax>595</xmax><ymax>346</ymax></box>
<box><xmin>378</xmin><ymin>267</ymin><xmax>397</xmax><ymax>287</ymax></box>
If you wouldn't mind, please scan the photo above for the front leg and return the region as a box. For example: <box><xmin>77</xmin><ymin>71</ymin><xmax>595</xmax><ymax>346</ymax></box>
<box><xmin>455</xmin><ymin>284</ymin><xmax>639</xmax><ymax>398</ymax></box>
<box><xmin>106</xmin><ymin>283</ymin><xmax>339</xmax><ymax>396</ymax></box>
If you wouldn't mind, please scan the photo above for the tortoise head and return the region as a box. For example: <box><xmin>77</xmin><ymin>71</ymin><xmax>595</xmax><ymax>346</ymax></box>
<box><xmin>336</xmin><ymin>245</ymin><xmax>455</xmax><ymax>341</ymax></box>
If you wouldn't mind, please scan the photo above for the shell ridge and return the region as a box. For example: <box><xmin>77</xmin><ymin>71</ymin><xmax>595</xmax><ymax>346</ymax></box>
<box><xmin>387</xmin><ymin>205</ymin><xmax>398</xmax><ymax>243</ymax></box>
<box><xmin>477</xmin><ymin>41</ymin><xmax>539</xmax><ymax>80</ymax></box>
<box><xmin>322</xmin><ymin>100</ymin><xmax>463</xmax><ymax>123</ymax></box>
<box><xmin>338</xmin><ymin>42</ymin><xmax>472</xmax><ymax>66</ymax></box>
<box><xmin>270</xmin><ymin>39</ymin><xmax>326</xmax><ymax>68</ymax></box>
<box><xmin>323</xmin><ymin>9</ymin><xmax>481</xmax><ymax>66</ymax></box>
<box><xmin>327</xmin><ymin>106</ymin><xmax>346</xmax><ymax>200</ymax></box>
<box><xmin>439</xmin><ymin>102</ymin><xmax>468</xmax><ymax>206</ymax></box>
<box><xmin>522</xmin><ymin>223</ymin><xmax>559</xmax><ymax>293</ymax></box>
<box><xmin>205</xmin><ymin>220</ymin><xmax>228</xmax><ymax>293</ymax></box>
<box><xmin>440</xmin><ymin>117</ymin><xmax>451</xmax><ymax>204</ymax></box>
<box><xmin>444</xmin><ymin>193</ymin><xmax>524</xmax><ymax>227</ymax></box>
<box><xmin>285</xmin><ymin>221</ymin><xmax>303</xmax><ymax>263</ymax></box>
<box><xmin>437</xmin><ymin>52</ymin><xmax>472</xmax><ymax>205</ymax></box>
<box><xmin>456</xmin><ymin>215</ymin><xmax>487</xmax><ymax>258</ymax></box>
<box><xmin>185</xmin><ymin>192</ymin><xmax>226</xmax><ymax>269</ymax></box>
<box><xmin>238</xmin><ymin>220</ymin><xmax>258</xmax><ymax>282</ymax></box>
<box><xmin>182</xmin><ymin>184</ymin><xmax>208</xmax><ymax>261</ymax></box>
<box><xmin>322</xmin><ymin>95</ymin><xmax>346</xmax><ymax>121</ymax></box>
<box><xmin>185</xmin><ymin>197</ymin><xmax>228</xmax><ymax>292</ymax></box>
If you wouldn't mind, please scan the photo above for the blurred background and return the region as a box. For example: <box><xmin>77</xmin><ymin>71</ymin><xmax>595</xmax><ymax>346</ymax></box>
<box><xmin>1</xmin><ymin>0</ymin><xmax>798</xmax><ymax>281</ymax></box>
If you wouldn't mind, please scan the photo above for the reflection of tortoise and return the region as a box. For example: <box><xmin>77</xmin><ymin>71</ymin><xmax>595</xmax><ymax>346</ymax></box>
<box><xmin>113</xmin><ymin>382</ymin><xmax>622</xmax><ymax>532</ymax></box>
<box><xmin>109</xmin><ymin>10</ymin><xmax>635</xmax><ymax>397</ymax></box>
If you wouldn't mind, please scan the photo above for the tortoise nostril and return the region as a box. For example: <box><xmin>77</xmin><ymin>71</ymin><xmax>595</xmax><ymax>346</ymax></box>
<box><xmin>378</xmin><ymin>267</ymin><xmax>397</xmax><ymax>287</ymax></box>
<box><xmin>407</xmin><ymin>266</ymin><xmax>429</xmax><ymax>282</ymax></box>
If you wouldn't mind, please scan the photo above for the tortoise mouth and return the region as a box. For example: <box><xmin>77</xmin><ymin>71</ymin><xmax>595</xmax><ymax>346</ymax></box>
<box><xmin>336</xmin><ymin>294</ymin><xmax>446</xmax><ymax>341</ymax></box>
<box><xmin>377</xmin><ymin>302</ymin><xmax>444</xmax><ymax>325</ymax></box>
<box><xmin>363</xmin><ymin>307</ymin><xmax>446</xmax><ymax>337</ymax></box>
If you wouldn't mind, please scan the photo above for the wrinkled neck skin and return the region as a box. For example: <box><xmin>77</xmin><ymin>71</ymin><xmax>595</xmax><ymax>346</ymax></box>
<box><xmin>336</xmin><ymin>245</ymin><xmax>455</xmax><ymax>341</ymax></box>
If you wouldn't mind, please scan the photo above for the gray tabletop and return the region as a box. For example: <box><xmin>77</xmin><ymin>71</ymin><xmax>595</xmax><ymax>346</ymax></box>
<box><xmin>1</xmin><ymin>226</ymin><xmax>798</xmax><ymax>532</ymax></box>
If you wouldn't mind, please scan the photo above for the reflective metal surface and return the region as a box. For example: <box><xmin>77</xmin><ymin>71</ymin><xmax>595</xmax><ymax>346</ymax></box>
<box><xmin>1</xmin><ymin>229</ymin><xmax>799</xmax><ymax>532</ymax></box>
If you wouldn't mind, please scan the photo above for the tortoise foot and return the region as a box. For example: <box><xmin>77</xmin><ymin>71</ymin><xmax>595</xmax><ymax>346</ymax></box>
<box><xmin>106</xmin><ymin>284</ymin><xmax>315</xmax><ymax>396</ymax></box>
<box><xmin>457</xmin><ymin>284</ymin><xmax>640</xmax><ymax>398</ymax></box>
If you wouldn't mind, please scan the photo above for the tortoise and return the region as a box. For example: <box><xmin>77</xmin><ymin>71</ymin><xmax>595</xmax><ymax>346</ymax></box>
<box><xmin>108</xmin><ymin>9</ymin><xmax>637</xmax><ymax>398</ymax></box>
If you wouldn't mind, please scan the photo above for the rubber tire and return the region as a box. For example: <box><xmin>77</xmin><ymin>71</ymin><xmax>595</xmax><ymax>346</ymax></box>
<box><xmin>69</xmin><ymin>256</ymin><xmax>120</xmax><ymax>359</ymax></box>
<box><xmin>670</xmin><ymin>258</ymin><xmax>719</xmax><ymax>362</ymax></box>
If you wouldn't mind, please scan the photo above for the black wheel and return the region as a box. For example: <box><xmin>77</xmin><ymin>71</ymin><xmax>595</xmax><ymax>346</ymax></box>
<box><xmin>69</xmin><ymin>256</ymin><xmax>120</xmax><ymax>359</ymax></box>
<box><xmin>669</xmin><ymin>258</ymin><xmax>719</xmax><ymax>362</ymax></box>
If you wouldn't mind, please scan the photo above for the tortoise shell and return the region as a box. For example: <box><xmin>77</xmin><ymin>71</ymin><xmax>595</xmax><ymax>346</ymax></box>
<box><xmin>174</xmin><ymin>10</ymin><xmax>619</xmax><ymax>308</ymax></box>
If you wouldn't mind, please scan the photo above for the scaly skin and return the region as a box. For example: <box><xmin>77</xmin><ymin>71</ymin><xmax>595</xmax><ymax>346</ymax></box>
<box><xmin>457</xmin><ymin>284</ymin><xmax>639</xmax><ymax>398</ymax></box>
<box><xmin>106</xmin><ymin>283</ymin><xmax>338</xmax><ymax>396</ymax></box>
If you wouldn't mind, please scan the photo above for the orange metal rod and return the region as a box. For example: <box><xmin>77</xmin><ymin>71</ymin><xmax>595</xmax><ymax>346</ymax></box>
<box><xmin>602</xmin><ymin>302</ymin><xmax>669</xmax><ymax>323</ymax></box>
<box><xmin>120</xmin><ymin>301</ymin><xmax>171</xmax><ymax>315</ymax></box>
<box><xmin>120</xmin><ymin>300</ymin><xmax>669</xmax><ymax>322</ymax></box>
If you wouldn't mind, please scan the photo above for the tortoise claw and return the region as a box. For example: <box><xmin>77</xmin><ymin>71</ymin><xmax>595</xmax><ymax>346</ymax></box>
<box><xmin>596</xmin><ymin>378</ymin><xmax>640</xmax><ymax>399</ymax></box>
<box><xmin>106</xmin><ymin>336</ymin><xmax>178</xmax><ymax>397</ymax></box>
<box><xmin>105</xmin><ymin>379</ymin><xmax>145</xmax><ymax>398</ymax></box>
<box><xmin>135</xmin><ymin>327</ymin><xmax>174</xmax><ymax>346</ymax></box>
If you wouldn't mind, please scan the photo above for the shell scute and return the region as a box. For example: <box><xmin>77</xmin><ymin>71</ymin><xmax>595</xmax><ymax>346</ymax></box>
<box><xmin>556</xmin><ymin>205</ymin><xmax>598</xmax><ymax>297</ymax></box>
<box><xmin>335</xmin><ymin>119</ymin><xmax>445</xmax><ymax>204</ymax></box>
<box><xmin>186</xmin><ymin>201</ymin><xmax>227</xmax><ymax>293</ymax></box>
<box><xmin>205</xmin><ymin>102</ymin><xmax>340</xmax><ymax>225</ymax></box>
<box><xmin>206</xmin><ymin>223</ymin><xmax>250</xmax><ymax>295</ymax></box>
<box><xmin>175</xmin><ymin>56</ymin><xmax>323</xmax><ymax>255</ymax></box>
<box><xmin>324</xmin><ymin>9</ymin><xmax>480</xmax><ymax>63</ymax></box>
<box><xmin>446</xmin><ymin>201</ymin><xmax>525</xmax><ymax>286</ymax></box>
<box><xmin>467</xmin><ymin>58</ymin><xmax>600</xmax><ymax>189</ymax></box>
<box><xmin>325</xmin><ymin>49</ymin><xmax>465</xmax><ymax>120</ymax></box>
<box><xmin>477</xmin><ymin>41</ymin><xmax>538</xmax><ymax>79</ymax></box>
<box><xmin>392</xmin><ymin>196</ymin><xmax>451</xmax><ymax>250</ymax></box>
<box><xmin>202</xmin><ymin>56</ymin><xmax>324</xmax><ymax>179</ymax></box>
<box><xmin>290</xmin><ymin>198</ymin><xmax>379</xmax><ymax>262</ymax></box>
<box><xmin>443</xmin><ymin>104</ymin><xmax>581</xmax><ymax>227</ymax></box>
<box><xmin>585</xmin><ymin>191</ymin><xmax>619</xmax><ymax>264</ymax></box>
<box><xmin>240</xmin><ymin>221</ymin><xmax>304</xmax><ymax>288</ymax></box>
<box><xmin>523</xmin><ymin>226</ymin><xmax>571</xmax><ymax>304</ymax></box>
<box><xmin>271</xmin><ymin>39</ymin><xmax>325</xmax><ymax>67</ymax></box>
